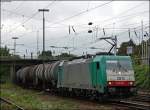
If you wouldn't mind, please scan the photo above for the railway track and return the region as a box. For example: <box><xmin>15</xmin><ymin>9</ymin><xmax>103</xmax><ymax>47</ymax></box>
<box><xmin>126</xmin><ymin>91</ymin><xmax>150</xmax><ymax>103</ymax></box>
<box><xmin>109</xmin><ymin>99</ymin><xmax>150</xmax><ymax>110</ymax></box>
<box><xmin>135</xmin><ymin>91</ymin><xmax>150</xmax><ymax>102</ymax></box>
<box><xmin>137</xmin><ymin>90</ymin><xmax>150</xmax><ymax>95</ymax></box>
<box><xmin>109</xmin><ymin>91</ymin><xmax>150</xmax><ymax>110</ymax></box>
<box><xmin>130</xmin><ymin>95</ymin><xmax>150</xmax><ymax>102</ymax></box>
<box><xmin>0</xmin><ymin>97</ymin><xmax>24</xmax><ymax>110</ymax></box>
<box><xmin>44</xmin><ymin>89</ymin><xmax>150</xmax><ymax>110</ymax></box>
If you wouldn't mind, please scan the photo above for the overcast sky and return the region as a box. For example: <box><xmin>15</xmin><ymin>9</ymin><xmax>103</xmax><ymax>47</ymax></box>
<box><xmin>1</xmin><ymin>0</ymin><xmax>149</xmax><ymax>57</ymax></box>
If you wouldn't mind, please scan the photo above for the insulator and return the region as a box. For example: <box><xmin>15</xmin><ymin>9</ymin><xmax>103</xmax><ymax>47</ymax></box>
<box><xmin>88</xmin><ymin>30</ymin><xmax>92</xmax><ymax>33</ymax></box>
<box><xmin>88</xmin><ymin>22</ymin><xmax>93</xmax><ymax>25</ymax></box>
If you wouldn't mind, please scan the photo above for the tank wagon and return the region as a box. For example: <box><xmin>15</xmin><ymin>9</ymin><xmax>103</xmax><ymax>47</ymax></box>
<box><xmin>15</xmin><ymin>55</ymin><xmax>136</xmax><ymax>99</ymax></box>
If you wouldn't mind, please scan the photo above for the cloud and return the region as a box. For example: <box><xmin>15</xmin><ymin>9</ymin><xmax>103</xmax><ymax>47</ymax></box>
<box><xmin>1</xmin><ymin>1</ymin><xmax>149</xmax><ymax>56</ymax></box>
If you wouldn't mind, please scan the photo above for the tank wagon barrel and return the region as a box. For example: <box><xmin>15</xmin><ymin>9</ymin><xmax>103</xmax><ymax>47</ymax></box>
<box><xmin>15</xmin><ymin>61</ymin><xmax>60</xmax><ymax>87</ymax></box>
<box><xmin>22</xmin><ymin>67</ymin><xmax>30</xmax><ymax>84</ymax></box>
<box><xmin>16</xmin><ymin>68</ymin><xmax>23</xmax><ymax>83</ymax></box>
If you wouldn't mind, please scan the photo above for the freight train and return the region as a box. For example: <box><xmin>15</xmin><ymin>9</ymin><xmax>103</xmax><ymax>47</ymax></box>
<box><xmin>15</xmin><ymin>55</ymin><xmax>136</xmax><ymax>100</ymax></box>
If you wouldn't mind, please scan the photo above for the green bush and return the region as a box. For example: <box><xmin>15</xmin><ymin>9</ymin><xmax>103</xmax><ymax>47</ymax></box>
<box><xmin>0</xmin><ymin>65</ymin><xmax>10</xmax><ymax>83</ymax></box>
<box><xmin>133</xmin><ymin>65</ymin><xmax>150</xmax><ymax>90</ymax></box>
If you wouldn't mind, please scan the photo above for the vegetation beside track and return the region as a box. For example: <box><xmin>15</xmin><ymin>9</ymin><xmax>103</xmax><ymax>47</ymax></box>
<box><xmin>0</xmin><ymin>83</ymin><xmax>75</xmax><ymax>110</ymax></box>
<box><xmin>133</xmin><ymin>65</ymin><xmax>150</xmax><ymax>90</ymax></box>
<box><xmin>0</xmin><ymin>83</ymin><xmax>112</xmax><ymax>110</ymax></box>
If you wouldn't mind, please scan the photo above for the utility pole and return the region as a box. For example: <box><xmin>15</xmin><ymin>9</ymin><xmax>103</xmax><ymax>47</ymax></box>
<box><xmin>31</xmin><ymin>52</ymin><xmax>33</xmax><ymax>59</ymax></box>
<box><xmin>0</xmin><ymin>24</ymin><xmax>3</xmax><ymax>49</ymax></box>
<box><xmin>39</xmin><ymin>9</ymin><xmax>49</xmax><ymax>90</ymax></box>
<box><xmin>113</xmin><ymin>22</ymin><xmax>115</xmax><ymax>36</ymax></box>
<box><xmin>12</xmin><ymin>37</ymin><xmax>18</xmax><ymax>55</ymax></box>
<box><xmin>11</xmin><ymin>37</ymin><xmax>18</xmax><ymax>83</ymax></box>
<box><xmin>12</xmin><ymin>37</ymin><xmax>24</xmax><ymax>56</ymax></box>
<box><xmin>38</xmin><ymin>9</ymin><xmax>49</xmax><ymax>53</ymax></box>
<box><xmin>36</xmin><ymin>30</ymin><xmax>39</xmax><ymax>57</ymax></box>
<box><xmin>0</xmin><ymin>28</ymin><xmax>1</xmax><ymax>49</ymax></box>
<box><xmin>114</xmin><ymin>35</ymin><xmax>117</xmax><ymax>56</ymax></box>
<box><xmin>141</xmin><ymin>20</ymin><xmax>144</xmax><ymax>63</ymax></box>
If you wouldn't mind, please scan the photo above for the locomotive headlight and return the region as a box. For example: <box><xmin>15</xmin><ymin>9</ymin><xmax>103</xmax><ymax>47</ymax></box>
<box><xmin>108</xmin><ymin>81</ymin><xmax>112</xmax><ymax>85</ymax></box>
<box><xmin>118</xmin><ymin>71</ymin><xmax>121</xmax><ymax>75</ymax></box>
<box><xmin>129</xmin><ymin>82</ymin><xmax>133</xmax><ymax>85</ymax></box>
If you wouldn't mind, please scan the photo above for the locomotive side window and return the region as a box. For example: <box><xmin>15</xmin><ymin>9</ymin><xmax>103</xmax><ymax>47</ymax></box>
<box><xmin>96</xmin><ymin>62</ymin><xmax>100</xmax><ymax>69</ymax></box>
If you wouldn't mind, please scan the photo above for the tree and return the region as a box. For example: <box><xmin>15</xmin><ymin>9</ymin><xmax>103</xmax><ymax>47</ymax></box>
<box><xmin>0</xmin><ymin>46</ymin><xmax>10</xmax><ymax>56</ymax></box>
<box><xmin>117</xmin><ymin>39</ymin><xmax>136</xmax><ymax>55</ymax></box>
<box><xmin>38</xmin><ymin>50</ymin><xmax>53</xmax><ymax>60</ymax></box>
<box><xmin>118</xmin><ymin>38</ymin><xmax>150</xmax><ymax>65</ymax></box>
<box><xmin>0</xmin><ymin>46</ymin><xmax>11</xmax><ymax>83</ymax></box>
<box><xmin>56</xmin><ymin>52</ymin><xmax>77</xmax><ymax>60</ymax></box>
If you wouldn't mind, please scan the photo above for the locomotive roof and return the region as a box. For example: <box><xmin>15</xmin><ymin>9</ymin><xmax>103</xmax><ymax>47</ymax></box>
<box><xmin>93</xmin><ymin>55</ymin><xmax>131</xmax><ymax>62</ymax></box>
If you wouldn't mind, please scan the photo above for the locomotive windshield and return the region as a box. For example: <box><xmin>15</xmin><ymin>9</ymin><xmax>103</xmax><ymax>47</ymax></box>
<box><xmin>107</xmin><ymin>60</ymin><xmax>132</xmax><ymax>70</ymax></box>
<box><xmin>106</xmin><ymin>60</ymin><xmax>133</xmax><ymax>74</ymax></box>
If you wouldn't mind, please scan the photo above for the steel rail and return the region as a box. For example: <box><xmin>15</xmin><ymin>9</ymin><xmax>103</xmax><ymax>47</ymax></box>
<box><xmin>132</xmin><ymin>95</ymin><xmax>150</xmax><ymax>102</ymax></box>
<box><xmin>109</xmin><ymin>99</ymin><xmax>150</xmax><ymax>110</ymax></box>
<box><xmin>0</xmin><ymin>97</ymin><xmax>24</xmax><ymax>110</ymax></box>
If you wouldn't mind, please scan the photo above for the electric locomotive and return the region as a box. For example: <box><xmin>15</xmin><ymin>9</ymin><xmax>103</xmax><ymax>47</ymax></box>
<box><xmin>57</xmin><ymin>55</ymin><xmax>136</xmax><ymax>97</ymax></box>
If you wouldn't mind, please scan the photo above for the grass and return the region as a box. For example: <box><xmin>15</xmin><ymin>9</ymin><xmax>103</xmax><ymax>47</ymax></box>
<box><xmin>0</xmin><ymin>83</ymin><xmax>77</xmax><ymax>110</ymax></box>
<box><xmin>0</xmin><ymin>83</ymin><xmax>112</xmax><ymax>110</ymax></box>
<box><xmin>133</xmin><ymin>65</ymin><xmax>150</xmax><ymax>90</ymax></box>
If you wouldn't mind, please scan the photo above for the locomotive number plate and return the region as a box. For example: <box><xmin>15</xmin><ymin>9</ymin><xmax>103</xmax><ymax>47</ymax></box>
<box><xmin>117</xmin><ymin>77</ymin><xmax>125</xmax><ymax>80</ymax></box>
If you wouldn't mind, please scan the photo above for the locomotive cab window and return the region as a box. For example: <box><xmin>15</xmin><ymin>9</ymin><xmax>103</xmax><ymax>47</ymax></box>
<box><xmin>96</xmin><ymin>62</ymin><xmax>100</xmax><ymax>69</ymax></box>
